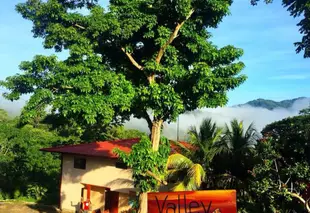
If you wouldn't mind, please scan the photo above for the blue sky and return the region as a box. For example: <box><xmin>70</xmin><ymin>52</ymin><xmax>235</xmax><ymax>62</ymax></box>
<box><xmin>0</xmin><ymin>0</ymin><xmax>309</xmax><ymax>106</ymax></box>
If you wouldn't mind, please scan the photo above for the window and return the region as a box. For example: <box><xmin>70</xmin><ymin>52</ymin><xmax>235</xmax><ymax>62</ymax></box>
<box><xmin>115</xmin><ymin>160</ymin><xmax>128</xmax><ymax>169</ymax></box>
<box><xmin>74</xmin><ymin>157</ymin><xmax>86</xmax><ymax>170</ymax></box>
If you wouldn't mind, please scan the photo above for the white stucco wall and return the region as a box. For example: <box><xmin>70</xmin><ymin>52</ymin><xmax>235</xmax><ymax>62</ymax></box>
<box><xmin>60</xmin><ymin>154</ymin><xmax>135</xmax><ymax>212</ymax></box>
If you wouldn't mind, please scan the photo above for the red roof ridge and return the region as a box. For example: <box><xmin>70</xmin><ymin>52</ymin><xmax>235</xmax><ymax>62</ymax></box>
<box><xmin>40</xmin><ymin>138</ymin><xmax>192</xmax><ymax>159</ymax></box>
<box><xmin>41</xmin><ymin>138</ymin><xmax>140</xmax><ymax>151</ymax></box>
<box><xmin>95</xmin><ymin>138</ymin><xmax>141</xmax><ymax>143</ymax></box>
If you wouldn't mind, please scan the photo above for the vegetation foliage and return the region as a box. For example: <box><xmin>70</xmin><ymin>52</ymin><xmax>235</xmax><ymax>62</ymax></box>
<box><xmin>114</xmin><ymin>136</ymin><xmax>170</xmax><ymax>193</ymax></box>
<box><xmin>170</xmin><ymin>115</ymin><xmax>310</xmax><ymax>213</ymax></box>
<box><xmin>0</xmin><ymin>114</ymin><xmax>69</xmax><ymax>204</ymax></box>
<box><xmin>0</xmin><ymin>0</ymin><xmax>309</xmax><ymax>212</ymax></box>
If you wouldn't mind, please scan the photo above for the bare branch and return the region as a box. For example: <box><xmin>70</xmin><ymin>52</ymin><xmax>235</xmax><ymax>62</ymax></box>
<box><xmin>306</xmin><ymin>198</ymin><xmax>310</xmax><ymax>213</ymax></box>
<box><xmin>121</xmin><ymin>48</ymin><xmax>144</xmax><ymax>71</ymax></box>
<box><xmin>285</xmin><ymin>177</ymin><xmax>291</xmax><ymax>185</ymax></box>
<box><xmin>62</xmin><ymin>85</ymin><xmax>73</xmax><ymax>89</ymax></box>
<box><xmin>291</xmin><ymin>180</ymin><xmax>293</xmax><ymax>192</ymax></box>
<box><xmin>155</xmin><ymin>9</ymin><xmax>195</xmax><ymax>65</ymax></box>
<box><xmin>74</xmin><ymin>24</ymin><xmax>86</xmax><ymax>30</ymax></box>
<box><xmin>274</xmin><ymin>160</ymin><xmax>282</xmax><ymax>189</ymax></box>
<box><xmin>288</xmin><ymin>192</ymin><xmax>310</xmax><ymax>213</ymax></box>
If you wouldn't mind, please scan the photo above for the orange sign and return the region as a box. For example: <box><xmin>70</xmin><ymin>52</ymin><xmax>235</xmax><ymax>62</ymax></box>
<box><xmin>148</xmin><ymin>190</ymin><xmax>237</xmax><ymax>213</ymax></box>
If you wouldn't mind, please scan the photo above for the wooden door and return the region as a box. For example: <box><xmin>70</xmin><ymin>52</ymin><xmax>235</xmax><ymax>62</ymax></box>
<box><xmin>105</xmin><ymin>191</ymin><xmax>119</xmax><ymax>213</ymax></box>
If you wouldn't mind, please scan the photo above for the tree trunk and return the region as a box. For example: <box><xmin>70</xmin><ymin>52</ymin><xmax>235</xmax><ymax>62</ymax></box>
<box><xmin>151</xmin><ymin>119</ymin><xmax>163</xmax><ymax>151</ymax></box>
<box><xmin>137</xmin><ymin>119</ymin><xmax>163</xmax><ymax>213</ymax></box>
<box><xmin>137</xmin><ymin>192</ymin><xmax>148</xmax><ymax>213</ymax></box>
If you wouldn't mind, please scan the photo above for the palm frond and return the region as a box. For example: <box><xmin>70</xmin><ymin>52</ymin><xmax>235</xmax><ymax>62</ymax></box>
<box><xmin>188</xmin><ymin>125</ymin><xmax>199</xmax><ymax>144</ymax></box>
<box><xmin>211</xmin><ymin>127</ymin><xmax>223</xmax><ymax>145</ymax></box>
<box><xmin>223</xmin><ymin>119</ymin><xmax>259</xmax><ymax>153</ymax></box>
<box><xmin>172</xmin><ymin>182</ymin><xmax>186</xmax><ymax>191</ymax></box>
<box><xmin>170</xmin><ymin>140</ymin><xmax>192</xmax><ymax>157</ymax></box>
<box><xmin>199</xmin><ymin>118</ymin><xmax>215</xmax><ymax>142</ymax></box>
<box><xmin>187</xmin><ymin>163</ymin><xmax>205</xmax><ymax>187</ymax></box>
<box><xmin>244</xmin><ymin>122</ymin><xmax>259</xmax><ymax>146</ymax></box>
<box><xmin>166</xmin><ymin>153</ymin><xmax>193</xmax><ymax>170</ymax></box>
<box><xmin>166</xmin><ymin>168</ymin><xmax>188</xmax><ymax>183</ymax></box>
<box><xmin>213</xmin><ymin>139</ymin><xmax>231</xmax><ymax>155</ymax></box>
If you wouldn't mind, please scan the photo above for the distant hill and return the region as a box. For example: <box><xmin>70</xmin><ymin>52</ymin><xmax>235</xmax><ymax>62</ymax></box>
<box><xmin>236</xmin><ymin>97</ymin><xmax>309</xmax><ymax>110</ymax></box>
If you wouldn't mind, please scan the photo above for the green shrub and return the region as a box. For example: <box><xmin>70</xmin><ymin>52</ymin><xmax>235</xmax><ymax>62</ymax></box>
<box><xmin>13</xmin><ymin>189</ymin><xmax>22</xmax><ymax>199</ymax></box>
<box><xmin>0</xmin><ymin>191</ymin><xmax>3</xmax><ymax>200</ymax></box>
<box><xmin>26</xmin><ymin>184</ymin><xmax>47</xmax><ymax>201</ymax></box>
<box><xmin>0</xmin><ymin>189</ymin><xmax>11</xmax><ymax>200</ymax></box>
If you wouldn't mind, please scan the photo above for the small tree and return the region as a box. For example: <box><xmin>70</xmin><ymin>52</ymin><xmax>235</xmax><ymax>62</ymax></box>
<box><xmin>114</xmin><ymin>136</ymin><xmax>170</xmax><ymax>213</ymax></box>
<box><xmin>0</xmin><ymin>109</ymin><xmax>9</xmax><ymax>123</ymax></box>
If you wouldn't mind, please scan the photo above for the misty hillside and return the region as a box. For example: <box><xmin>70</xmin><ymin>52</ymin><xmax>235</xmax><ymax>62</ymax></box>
<box><xmin>236</xmin><ymin>97</ymin><xmax>310</xmax><ymax>110</ymax></box>
<box><xmin>1</xmin><ymin>95</ymin><xmax>310</xmax><ymax>140</ymax></box>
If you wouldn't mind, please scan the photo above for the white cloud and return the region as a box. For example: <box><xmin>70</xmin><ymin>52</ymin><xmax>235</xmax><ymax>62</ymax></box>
<box><xmin>0</xmin><ymin>97</ymin><xmax>25</xmax><ymax>117</ymax></box>
<box><xmin>124</xmin><ymin>98</ymin><xmax>310</xmax><ymax>141</ymax></box>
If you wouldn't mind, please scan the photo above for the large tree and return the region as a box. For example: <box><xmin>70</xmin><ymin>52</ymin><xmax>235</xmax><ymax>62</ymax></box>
<box><xmin>1</xmin><ymin>0</ymin><xmax>246</xmax><ymax>211</ymax></box>
<box><xmin>251</xmin><ymin>0</ymin><xmax>310</xmax><ymax>58</ymax></box>
<box><xmin>1</xmin><ymin>0</ymin><xmax>246</xmax><ymax>144</ymax></box>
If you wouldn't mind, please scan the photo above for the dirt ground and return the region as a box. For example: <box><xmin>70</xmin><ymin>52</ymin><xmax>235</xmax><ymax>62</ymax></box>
<box><xmin>0</xmin><ymin>202</ymin><xmax>70</xmax><ymax>213</ymax></box>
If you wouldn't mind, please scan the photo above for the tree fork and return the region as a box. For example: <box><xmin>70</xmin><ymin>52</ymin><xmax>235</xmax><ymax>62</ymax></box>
<box><xmin>155</xmin><ymin>9</ymin><xmax>195</xmax><ymax>64</ymax></box>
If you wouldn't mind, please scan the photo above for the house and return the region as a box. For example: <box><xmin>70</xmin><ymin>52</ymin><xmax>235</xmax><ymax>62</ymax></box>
<box><xmin>41</xmin><ymin>138</ymin><xmax>190</xmax><ymax>213</ymax></box>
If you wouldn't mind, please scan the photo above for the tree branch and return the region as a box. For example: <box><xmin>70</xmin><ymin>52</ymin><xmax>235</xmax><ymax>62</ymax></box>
<box><xmin>74</xmin><ymin>24</ymin><xmax>86</xmax><ymax>30</ymax></box>
<box><xmin>288</xmin><ymin>192</ymin><xmax>310</xmax><ymax>213</ymax></box>
<box><xmin>274</xmin><ymin>160</ymin><xmax>282</xmax><ymax>189</ymax></box>
<box><xmin>143</xmin><ymin>170</ymin><xmax>168</xmax><ymax>185</ymax></box>
<box><xmin>121</xmin><ymin>48</ymin><xmax>144</xmax><ymax>71</ymax></box>
<box><xmin>155</xmin><ymin>9</ymin><xmax>195</xmax><ymax>65</ymax></box>
<box><xmin>142</xmin><ymin>111</ymin><xmax>152</xmax><ymax>132</ymax></box>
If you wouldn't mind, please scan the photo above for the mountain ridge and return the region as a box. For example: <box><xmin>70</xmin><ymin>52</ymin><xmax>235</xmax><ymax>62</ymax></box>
<box><xmin>236</xmin><ymin>97</ymin><xmax>309</xmax><ymax>110</ymax></box>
